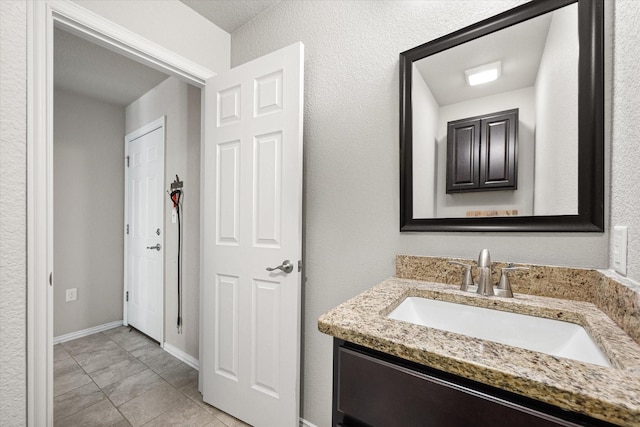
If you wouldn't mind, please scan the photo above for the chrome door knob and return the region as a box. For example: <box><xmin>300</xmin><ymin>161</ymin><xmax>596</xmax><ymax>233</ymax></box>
<box><xmin>146</xmin><ymin>244</ymin><xmax>161</xmax><ymax>251</ymax></box>
<box><xmin>266</xmin><ymin>260</ymin><xmax>293</xmax><ymax>274</ymax></box>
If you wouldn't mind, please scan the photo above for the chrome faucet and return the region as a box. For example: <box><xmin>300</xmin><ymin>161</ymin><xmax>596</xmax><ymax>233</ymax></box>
<box><xmin>448</xmin><ymin>249</ymin><xmax>528</xmax><ymax>298</ymax></box>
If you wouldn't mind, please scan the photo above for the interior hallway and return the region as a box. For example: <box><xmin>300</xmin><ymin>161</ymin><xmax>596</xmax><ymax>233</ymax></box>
<box><xmin>54</xmin><ymin>327</ymin><xmax>250</xmax><ymax>426</ymax></box>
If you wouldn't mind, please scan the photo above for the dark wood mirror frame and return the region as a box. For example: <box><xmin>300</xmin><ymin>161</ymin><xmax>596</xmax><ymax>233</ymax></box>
<box><xmin>399</xmin><ymin>0</ymin><xmax>604</xmax><ymax>232</ymax></box>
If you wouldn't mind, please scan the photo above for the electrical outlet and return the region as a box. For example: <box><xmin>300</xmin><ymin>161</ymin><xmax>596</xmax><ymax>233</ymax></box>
<box><xmin>171</xmin><ymin>207</ymin><xmax>177</xmax><ymax>224</ymax></box>
<box><xmin>613</xmin><ymin>226</ymin><xmax>628</xmax><ymax>276</ymax></box>
<box><xmin>66</xmin><ymin>288</ymin><xmax>77</xmax><ymax>302</ymax></box>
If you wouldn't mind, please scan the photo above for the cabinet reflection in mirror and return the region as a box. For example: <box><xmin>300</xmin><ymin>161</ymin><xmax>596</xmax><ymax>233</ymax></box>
<box><xmin>399</xmin><ymin>0</ymin><xmax>604</xmax><ymax>232</ymax></box>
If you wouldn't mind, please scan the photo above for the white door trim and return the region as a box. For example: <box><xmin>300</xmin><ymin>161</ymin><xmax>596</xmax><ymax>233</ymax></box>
<box><xmin>27</xmin><ymin>2</ymin><xmax>215</xmax><ymax>425</ymax></box>
<box><xmin>123</xmin><ymin>116</ymin><xmax>166</xmax><ymax>343</ymax></box>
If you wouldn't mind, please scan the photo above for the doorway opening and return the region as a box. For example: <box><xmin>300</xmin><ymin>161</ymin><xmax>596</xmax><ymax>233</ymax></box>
<box><xmin>51</xmin><ymin>22</ymin><xmax>203</xmax><ymax>425</ymax></box>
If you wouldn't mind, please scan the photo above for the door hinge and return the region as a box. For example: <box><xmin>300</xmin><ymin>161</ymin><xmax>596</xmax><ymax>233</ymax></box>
<box><xmin>126</xmin><ymin>291</ymin><xmax>129</xmax><ymax>302</ymax></box>
<box><xmin>126</xmin><ymin>224</ymin><xmax>129</xmax><ymax>235</ymax></box>
<box><xmin>126</xmin><ymin>156</ymin><xmax>130</xmax><ymax>167</ymax></box>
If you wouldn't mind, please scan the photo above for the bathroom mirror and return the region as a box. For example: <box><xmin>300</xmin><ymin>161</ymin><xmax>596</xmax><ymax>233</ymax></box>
<box><xmin>399</xmin><ymin>0</ymin><xmax>604</xmax><ymax>232</ymax></box>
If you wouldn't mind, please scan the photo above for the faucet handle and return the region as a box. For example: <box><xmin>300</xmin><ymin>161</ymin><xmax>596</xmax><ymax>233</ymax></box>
<box><xmin>448</xmin><ymin>261</ymin><xmax>474</xmax><ymax>291</ymax></box>
<box><xmin>495</xmin><ymin>264</ymin><xmax>529</xmax><ymax>298</ymax></box>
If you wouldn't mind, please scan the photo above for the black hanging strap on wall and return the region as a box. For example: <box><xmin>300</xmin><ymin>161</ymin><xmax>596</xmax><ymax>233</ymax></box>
<box><xmin>169</xmin><ymin>175</ymin><xmax>183</xmax><ymax>333</ymax></box>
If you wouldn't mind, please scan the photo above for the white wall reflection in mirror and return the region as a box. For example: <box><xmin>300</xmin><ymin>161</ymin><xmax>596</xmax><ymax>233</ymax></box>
<box><xmin>412</xmin><ymin>3</ymin><xmax>578</xmax><ymax>219</ymax></box>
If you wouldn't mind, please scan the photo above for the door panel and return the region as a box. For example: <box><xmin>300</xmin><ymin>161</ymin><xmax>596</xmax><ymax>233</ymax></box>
<box><xmin>480</xmin><ymin>110</ymin><xmax>518</xmax><ymax>189</ymax></box>
<box><xmin>216</xmin><ymin>141</ymin><xmax>241</xmax><ymax>245</ymax></box>
<box><xmin>251</xmin><ymin>278</ymin><xmax>281</xmax><ymax>397</ymax></box>
<box><xmin>446</xmin><ymin>121</ymin><xmax>480</xmax><ymax>193</ymax></box>
<box><xmin>214</xmin><ymin>274</ymin><xmax>239</xmax><ymax>380</ymax></box>
<box><xmin>202</xmin><ymin>42</ymin><xmax>304</xmax><ymax>427</ymax></box>
<box><xmin>253</xmin><ymin>131</ymin><xmax>282</xmax><ymax>247</ymax></box>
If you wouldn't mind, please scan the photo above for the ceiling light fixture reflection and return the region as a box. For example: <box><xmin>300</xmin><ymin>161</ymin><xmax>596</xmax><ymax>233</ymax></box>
<box><xmin>465</xmin><ymin>61</ymin><xmax>502</xmax><ymax>86</ymax></box>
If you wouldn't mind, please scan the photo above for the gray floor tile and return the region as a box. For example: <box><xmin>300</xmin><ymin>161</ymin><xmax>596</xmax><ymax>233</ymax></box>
<box><xmin>118</xmin><ymin>382</ymin><xmax>191</xmax><ymax>427</ymax></box>
<box><xmin>102</xmin><ymin>368</ymin><xmax>165</xmax><ymax>407</ymax></box>
<box><xmin>158</xmin><ymin>362</ymin><xmax>198</xmax><ymax>389</ymax></box>
<box><xmin>107</xmin><ymin>327</ymin><xmax>157</xmax><ymax>353</ymax></box>
<box><xmin>74</xmin><ymin>346</ymin><xmax>131</xmax><ymax>373</ymax></box>
<box><xmin>54</xmin><ymin>382</ymin><xmax>106</xmax><ymax>421</ymax></box>
<box><xmin>130</xmin><ymin>343</ymin><xmax>165</xmax><ymax>363</ymax></box>
<box><xmin>179</xmin><ymin>382</ymin><xmax>214</xmax><ymax>411</ymax></box>
<box><xmin>54</xmin><ymin>358</ymin><xmax>93</xmax><ymax>397</ymax></box>
<box><xmin>54</xmin><ymin>357</ymin><xmax>79</xmax><ymax>377</ymax></box>
<box><xmin>177</xmin><ymin>383</ymin><xmax>233</xmax><ymax>420</ymax></box>
<box><xmin>141</xmin><ymin>398</ymin><xmax>216</xmax><ymax>426</ymax></box>
<box><xmin>54</xmin><ymin>399</ymin><xmax>127</xmax><ymax>426</ymax></box>
<box><xmin>212</xmin><ymin>411</ymin><xmax>251</xmax><ymax>427</ymax></box>
<box><xmin>89</xmin><ymin>356</ymin><xmax>147</xmax><ymax>388</ymax></box>
<box><xmin>62</xmin><ymin>333</ymin><xmax>119</xmax><ymax>356</ymax></box>
<box><xmin>102</xmin><ymin>326</ymin><xmax>129</xmax><ymax>336</ymax></box>
<box><xmin>141</xmin><ymin>350</ymin><xmax>182</xmax><ymax>373</ymax></box>
<box><xmin>54</xmin><ymin>344</ymin><xmax>72</xmax><ymax>361</ymax></box>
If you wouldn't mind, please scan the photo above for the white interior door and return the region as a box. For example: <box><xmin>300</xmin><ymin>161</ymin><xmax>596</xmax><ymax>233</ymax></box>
<box><xmin>125</xmin><ymin>117</ymin><xmax>165</xmax><ymax>343</ymax></box>
<box><xmin>201</xmin><ymin>42</ymin><xmax>304</xmax><ymax>427</ymax></box>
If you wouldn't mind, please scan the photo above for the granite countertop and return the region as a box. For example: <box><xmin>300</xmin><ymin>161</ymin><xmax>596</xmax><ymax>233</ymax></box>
<box><xmin>318</xmin><ymin>278</ymin><xmax>640</xmax><ymax>426</ymax></box>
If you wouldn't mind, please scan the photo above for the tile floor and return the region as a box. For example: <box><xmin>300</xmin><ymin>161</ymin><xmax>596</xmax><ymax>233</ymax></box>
<box><xmin>54</xmin><ymin>326</ymin><xmax>251</xmax><ymax>426</ymax></box>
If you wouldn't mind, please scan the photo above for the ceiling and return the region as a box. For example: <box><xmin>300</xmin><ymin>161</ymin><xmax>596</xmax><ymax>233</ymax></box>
<box><xmin>415</xmin><ymin>10</ymin><xmax>555</xmax><ymax>107</ymax></box>
<box><xmin>179</xmin><ymin>0</ymin><xmax>281</xmax><ymax>33</ymax></box>
<box><xmin>54</xmin><ymin>1</ymin><xmax>279</xmax><ymax>106</ymax></box>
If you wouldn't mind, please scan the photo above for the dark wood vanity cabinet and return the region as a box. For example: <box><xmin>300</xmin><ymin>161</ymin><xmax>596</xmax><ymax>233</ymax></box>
<box><xmin>446</xmin><ymin>109</ymin><xmax>518</xmax><ymax>194</ymax></box>
<box><xmin>332</xmin><ymin>339</ymin><xmax>617</xmax><ymax>427</ymax></box>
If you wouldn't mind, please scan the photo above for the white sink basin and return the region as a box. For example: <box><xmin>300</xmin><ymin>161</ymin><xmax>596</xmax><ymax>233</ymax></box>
<box><xmin>388</xmin><ymin>297</ymin><xmax>610</xmax><ymax>367</ymax></box>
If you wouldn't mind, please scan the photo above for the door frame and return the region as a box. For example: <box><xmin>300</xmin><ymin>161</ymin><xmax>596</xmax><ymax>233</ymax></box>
<box><xmin>27</xmin><ymin>2</ymin><xmax>215</xmax><ymax>425</ymax></box>
<box><xmin>123</xmin><ymin>116</ymin><xmax>166</xmax><ymax>341</ymax></box>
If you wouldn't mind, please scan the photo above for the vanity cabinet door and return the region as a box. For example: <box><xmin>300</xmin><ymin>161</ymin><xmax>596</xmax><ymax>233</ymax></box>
<box><xmin>446</xmin><ymin>109</ymin><xmax>518</xmax><ymax>194</ymax></box>
<box><xmin>446</xmin><ymin>119</ymin><xmax>481</xmax><ymax>193</ymax></box>
<box><xmin>334</xmin><ymin>343</ymin><xmax>586</xmax><ymax>427</ymax></box>
<box><xmin>480</xmin><ymin>110</ymin><xmax>518</xmax><ymax>190</ymax></box>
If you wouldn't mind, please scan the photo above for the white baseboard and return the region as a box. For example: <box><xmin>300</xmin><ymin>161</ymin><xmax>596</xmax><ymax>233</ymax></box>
<box><xmin>300</xmin><ymin>419</ymin><xmax>318</xmax><ymax>427</ymax></box>
<box><xmin>53</xmin><ymin>320</ymin><xmax>123</xmax><ymax>345</ymax></box>
<box><xmin>162</xmin><ymin>342</ymin><xmax>199</xmax><ymax>370</ymax></box>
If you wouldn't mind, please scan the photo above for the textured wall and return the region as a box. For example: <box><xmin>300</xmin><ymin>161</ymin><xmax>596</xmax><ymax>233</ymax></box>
<box><xmin>0</xmin><ymin>1</ymin><xmax>26</xmax><ymax>425</ymax></box>
<box><xmin>53</xmin><ymin>88</ymin><xmax>126</xmax><ymax>336</ymax></box>
<box><xmin>230</xmin><ymin>1</ymin><xmax>620</xmax><ymax>425</ymax></box>
<box><xmin>610</xmin><ymin>1</ymin><xmax>640</xmax><ymax>281</ymax></box>
<box><xmin>126</xmin><ymin>77</ymin><xmax>202</xmax><ymax>360</ymax></box>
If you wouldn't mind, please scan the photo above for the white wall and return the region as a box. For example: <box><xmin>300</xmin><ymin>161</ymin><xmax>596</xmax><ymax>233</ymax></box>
<box><xmin>0</xmin><ymin>1</ymin><xmax>26</xmax><ymax>425</ymax></box>
<box><xmin>610</xmin><ymin>1</ymin><xmax>640</xmax><ymax>279</ymax></box>
<box><xmin>435</xmin><ymin>87</ymin><xmax>536</xmax><ymax>217</ymax></box>
<box><xmin>412</xmin><ymin>64</ymin><xmax>439</xmax><ymax>218</ymax></box>
<box><xmin>72</xmin><ymin>0</ymin><xmax>230</xmax><ymax>74</ymax></box>
<box><xmin>230</xmin><ymin>1</ymin><xmax>612</xmax><ymax>425</ymax></box>
<box><xmin>534</xmin><ymin>3</ymin><xmax>579</xmax><ymax>215</ymax></box>
<box><xmin>126</xmin><ymin>77</ymin><xmax>201</xmax><ymax>360</ymax></box>
<box><xmin>53</xmin><ymin>88</ymin><xmax>126</xmax><ymax>336</ymax></box>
